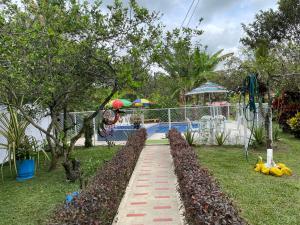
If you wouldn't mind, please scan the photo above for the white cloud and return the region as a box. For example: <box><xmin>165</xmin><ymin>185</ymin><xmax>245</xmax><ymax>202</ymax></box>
<box><xmin>91</xmin><ymin>0</ymin><xmax>278</xmax><ymax>56</ymax></box>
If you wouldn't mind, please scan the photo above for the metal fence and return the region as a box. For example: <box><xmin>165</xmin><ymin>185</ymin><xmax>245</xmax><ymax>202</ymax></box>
<box><xmin>64</xmin><ymin>103</ymin><xmax>269</xmax><ymax>146</ymax></box>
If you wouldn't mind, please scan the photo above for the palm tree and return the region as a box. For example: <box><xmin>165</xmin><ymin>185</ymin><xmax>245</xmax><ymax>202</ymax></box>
<box><xmin>163</xmin><ymin>47</ymin><xmax>232</xmax><ymax>105</ymax></box>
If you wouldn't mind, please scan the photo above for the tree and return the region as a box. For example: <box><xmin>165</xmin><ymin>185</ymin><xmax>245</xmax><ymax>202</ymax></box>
<box><xmin>157</xmin><ymin>27</ymin><xmax>232</xmax><ymax>105</ymax></box>
<box><xmin>241</xmin><ymin>0</ymin><xmax>300</xmax><ymax>48</ymax></box>
<box><xmin>240</xmin><ymin>0</ymin><xmax>300</xmax><ymax>148</ymax></box>
<box><xmin>0</xmin><ymin>0</ymin><xmax>161</xmax><ymax>179</ymax></box>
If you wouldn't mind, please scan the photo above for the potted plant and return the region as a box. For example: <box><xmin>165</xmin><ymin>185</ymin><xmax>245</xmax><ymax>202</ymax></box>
<box><xmin>0</xmin><ymin>105</ymin><xmax>48</xmax><ymax>181</ymax></box>
<box><xmin>14</xmin><ymin>136</ymin><xmax>37</xmax><ymax>181</ymax></box>
<box><xmin>130</xmin><ymin>114</ymin><xmax>142</xmax><ymax>129</ymax></box>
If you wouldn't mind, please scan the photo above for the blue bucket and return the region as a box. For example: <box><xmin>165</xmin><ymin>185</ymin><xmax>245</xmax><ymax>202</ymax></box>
<box><xmin>16</xmin><ymin>159</ymin><xmax>35</xmax><ymax>181</ymax></box>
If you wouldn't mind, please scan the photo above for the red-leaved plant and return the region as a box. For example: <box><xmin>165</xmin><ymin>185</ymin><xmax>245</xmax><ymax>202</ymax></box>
<box><xmin>168</xmin><ymin>128</ymin><xmax>247</xmax><ymax>225</ymax></box>
<box><xmin>49</xmin><ymin>128</ymin><xmax>147</xmax><ymax>225</ymax></box>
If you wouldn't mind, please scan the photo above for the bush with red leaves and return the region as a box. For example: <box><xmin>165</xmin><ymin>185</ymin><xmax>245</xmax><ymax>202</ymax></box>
<box><xmin>168</xmin><ymin>128</ymin><xmax>247</xmax><ymax>225</ymax></box>
<box><xmin>49</xmin><ymin>128</ymin><xmax>147</xmax><ymax>225</ymax></box>
<box><xmin>272</xmin><ymin>91</ymin><xmax>300</xmax><ymax>132</ymax></box>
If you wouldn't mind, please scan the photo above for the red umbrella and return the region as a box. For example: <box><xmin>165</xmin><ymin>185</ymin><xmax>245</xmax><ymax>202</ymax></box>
<box><xmin>111</xmin><ymin>99</ymin><xmax>124</xmax><ymax>109</ymax></box>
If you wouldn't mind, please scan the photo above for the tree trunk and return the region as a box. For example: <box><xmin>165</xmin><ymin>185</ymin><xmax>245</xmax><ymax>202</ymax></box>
<box><xmin>48</xmin><ymin>109</ymin><xmax>63</xmax><ymax>171</ymax></box>
<box><xmin>84</xmin><ymin>117</ymin><xmax>94</xmax><ymax>148</ymax></box>
<box><xmin>49</xmin><ymin>152</ymin><xmax>60</xmax><ymax>171</ymax></box>
<box><xmin>62</xmin><ymin>106</ymin><xmax>68</xmax><ymax>152</ymax></box>
<box><xmin>62</xmin><ymin>159</ymin><xmax>81</xmax><ymax>182</ymax></box>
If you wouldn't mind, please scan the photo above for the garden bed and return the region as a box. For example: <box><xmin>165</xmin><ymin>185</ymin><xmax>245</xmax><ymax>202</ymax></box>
<box><xmin>168</xmin><ymin>128</ymin><xmax>246</xmax><ymax>225</ymax></box>
<box><xmin>49</xmin><ymin>128</ymin><xmax>147</xmax><ymax>225</ymax></box>
<box><xmin>0</xmin><ymin>145</ymin><xmax>119</xmax><ymax>225</ymax></box>
<box><xmin>196</xmin><ymin>132</ymin><xmax>300</xmax><ymax>225</ymax></box>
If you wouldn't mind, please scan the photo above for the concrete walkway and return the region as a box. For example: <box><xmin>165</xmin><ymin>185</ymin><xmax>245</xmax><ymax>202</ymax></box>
<box><xmin>113</xmin><ymin>145</ymin><xmax>185</xmax><ymax>225</ymax></box>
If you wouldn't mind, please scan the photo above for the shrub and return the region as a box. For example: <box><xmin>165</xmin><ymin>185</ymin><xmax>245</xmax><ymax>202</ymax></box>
<box><xmin>287</xmin><ymin>112</ymin><xmax>300</xmax><ymax>138</ymax></box>
<box><xmin>252</xmin><ymin>125</ymin><xmax>265</xmax><ymax>146</ymax></box>
<box><xmin>49</xmin><ymin>128</ymin><xmax>147</xmax><ymax>225</ymax></box>
<box><xmin>168</xmin><ymin>128</ymin><xmax>247</xmax><ymax>225</ymax></box>
<box><xmin>215</xmin><ymin>131</ymin><xmax>229</xmax><ymax>146</ymax></box>
<box><xmin>184</xmin><ymin>129</ymin><xmax>195</xmax><ymax>146</ymax></box>
<box><xmin>272</xmin><ymin>91</ymin><xmax>300</xmax><ymax>132</ymax></box>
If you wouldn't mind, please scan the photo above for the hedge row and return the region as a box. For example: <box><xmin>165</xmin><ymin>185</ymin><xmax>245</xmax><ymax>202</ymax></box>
<box><xmin>168</xmin><ymin>128</ymin><xmax>247</xmax><ymax>225</ymax></box>
<box><xmin>49</xmin><ymin>128</ymin><xmax>147</xmax><ymax>225</ymax></box>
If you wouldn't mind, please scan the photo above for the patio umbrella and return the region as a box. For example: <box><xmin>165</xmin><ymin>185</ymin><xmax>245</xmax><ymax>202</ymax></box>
<box><xmin>107</xmin><ymin>99</ymin><xmax>132</xmax><ymax>109</ymax></box>
<box><xmin>133</xmin><ymin>98</ymin><xmax>151</xmax><ymax>107</ymax></box>
<box><xmin>119</xmin><ymin>99</ymin><xmax>132</xmax><ymax>107</ymax></box>
<box><xmin>185</xmin><ymin>81</ymin><xmax>228</xmax><ymax>104</ymax></box>
<box><xmin>185</xmin><ymin>82</ymin><xmax>228</xmax><ymax>95</ymax></box>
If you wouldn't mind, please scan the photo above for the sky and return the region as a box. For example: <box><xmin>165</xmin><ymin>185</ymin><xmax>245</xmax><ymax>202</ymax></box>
<box><xmin>102</xmin><ymin>0</ymin><xmax>278</xmax><ymax>56</ymax></box>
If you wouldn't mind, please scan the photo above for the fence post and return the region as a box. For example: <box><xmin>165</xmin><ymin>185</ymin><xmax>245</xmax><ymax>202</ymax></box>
<box><xmin>74</xmin><ymin>113</ymin><xmax>77</xmax><ymax>134</ymax></box>
<box><xmin>168</xmin><ymin>108</ymin><xmax>171</xmax><ymax>130</ymax></box>
<box><xmin>184</xmin><ymin>106</ymin><xmax>187</xmax><ymax>120</ymax></box>
<box><xmin>93</xmin><ymin>117</ymin><xmax>96</xmax><ymax>146</ymax></box>
<box><xmin>141</xmin><ymin>109</ymin><xmax>144</xmax><ymax>125</ymax></box>
<box><xmin>227</xmin><ymin>104</ymin><xmax>230</xmax><ymax>120</ymax></box>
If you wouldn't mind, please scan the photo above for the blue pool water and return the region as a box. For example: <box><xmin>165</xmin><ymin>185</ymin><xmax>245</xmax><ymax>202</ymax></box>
<box><xmin>146</xmin><ymin>123</ymin><xmax>199</xmax><ymax>136</ymax></box>
<box><xmin>97</xmin><ymin>123</ymin><xmax>199</xmax><ymax>141</ymax></box>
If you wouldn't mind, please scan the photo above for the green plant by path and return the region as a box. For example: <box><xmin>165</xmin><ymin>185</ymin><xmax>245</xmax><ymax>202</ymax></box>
<box><xmin>252</xmin><ymin>125</ymin><xmax>265</xmax><ymax>146</ymax></box>
<box><xmin>184</xmin><ymin>129</ymin><xmax>196</xmax><ymax>146</ymax></box>
<box><xmin>0</xmin><ymin>146</ymin><xmax>118</xmax><ymax>225</ymax></box>
<box><xmin>196</xmin><ymin>133</ymin><xmax>300</xmax><ymax>225</ymax></box>
<box><xmin>215</xmin><ymin>131</ymin><xmax>229</xmax><ymax>146</ymax></box>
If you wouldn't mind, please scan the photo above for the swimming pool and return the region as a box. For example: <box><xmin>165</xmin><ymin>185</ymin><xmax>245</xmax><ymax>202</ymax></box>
<box><xmin>97</xmin><ymin>122</ymin><xmax>199</xmax><ymax>141</ymax></box>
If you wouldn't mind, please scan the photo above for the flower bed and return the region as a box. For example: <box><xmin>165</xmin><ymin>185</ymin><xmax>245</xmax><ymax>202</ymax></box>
<box><xmin>168</xmin><ymin>128</ymin><xmax>247</xmax><ymax>225</ymax></box>
<box><xmin>49</xmin><ymin>128</ymin><xmax>147</xmax><ymax>225</ymax></box>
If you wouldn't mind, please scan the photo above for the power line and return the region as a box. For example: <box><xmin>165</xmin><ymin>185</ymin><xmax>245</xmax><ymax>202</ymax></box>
<box><xmin>186</xmin><ymin>0</ymin><xmax>200</xmax><ymax>27</ymax></box>
<box><xmin>181</xmin><ymin>0</ymin><xmax>196</xmax><ymax>28</ymax></box>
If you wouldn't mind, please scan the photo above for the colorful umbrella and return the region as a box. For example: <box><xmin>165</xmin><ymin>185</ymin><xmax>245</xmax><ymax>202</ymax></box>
<box><xmin>133</xmin><ymin>98</ymin><xmax>151</xmax><ymax>107</ymax></box>
<box><xmin>106</xmin><ymin>99</ymin><xmax>132</xmax><ymax>109</ymax></box>
<box><xmin>119</xmin><ymin>99</ymin><xmax>132</xmax><ymax>107</ymax></box>
<box><xmin>111</xmin><ymin>99</ymin><xmax>123</xmax><ymax>109</ymax></box>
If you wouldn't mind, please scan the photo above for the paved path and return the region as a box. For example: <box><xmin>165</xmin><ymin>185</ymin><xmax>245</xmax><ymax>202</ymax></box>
<box><xmin>113</xmin><ymin>145</ymin><xmax>185</xmax><ymax>225</ymax></box>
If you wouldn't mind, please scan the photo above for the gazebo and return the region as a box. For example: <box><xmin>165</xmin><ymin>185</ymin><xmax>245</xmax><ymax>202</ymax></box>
<box><xmin>185</xmin><ymin>81</ymin><xmax>229</xmax><ymax>105</ymax></box>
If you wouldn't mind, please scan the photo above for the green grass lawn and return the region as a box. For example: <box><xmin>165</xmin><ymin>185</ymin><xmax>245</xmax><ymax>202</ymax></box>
<box><xmin>196</xmin><ymin>133</ymin><xmax>300</xmax><ymax>225</ymax></box>
<box><xmin>146</xmin><ymin>139</ymin><xmax>169</xmax><ymax>145</ymax></box>
<box><xmin>0</xmin><ymin>146</ymin><xmax>119</xmax><ymax>225</ymax></box>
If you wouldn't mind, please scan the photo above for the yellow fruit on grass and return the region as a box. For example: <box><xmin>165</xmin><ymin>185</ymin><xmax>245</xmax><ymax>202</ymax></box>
<box><xmin>254</xmin><ymin>163</ymin><xmax>262</xmax><ymax>172</ymax></box>
<box><xmin>281</xmin><ymin>167</ymin><xmax>292</xmax><ymax>176</ymax></box>
<box><xmin>261</xmin><ymin>165</ymin><xmax>270</xmax><ymax>175</ymax></box>
<box><xmin>270</xmin><ymin>167</ymin><xmax>283</xmax><ymax>177</ymax></box>
<box><xmin>277</xmin><ymin>163</ymin><xmax>286</xmax><ymax>169</ymax></box>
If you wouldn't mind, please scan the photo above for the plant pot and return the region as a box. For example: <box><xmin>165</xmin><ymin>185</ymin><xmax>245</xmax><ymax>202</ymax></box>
<box><xmin>16</xmin><ymin>159</ymin><xmax>35</xmax><ymax>181</ymax></box>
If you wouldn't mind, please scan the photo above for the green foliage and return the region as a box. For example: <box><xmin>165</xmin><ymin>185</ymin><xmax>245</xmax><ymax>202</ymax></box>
<box><xmin>287</xmin><ymin>112</ymin><xmax>300</xmax><ymax>138</ymax></box>
<box><xmin>0</xmin><ymin>105</ymin><xmax>30</xmax><ymax>175</ymax></box>
<box><xmin>215</xmin><ymin>132</ymin><xmax>229</xmax><ymax>146</ymax></box>
<box><xmin>241</xmin><ymin>0</ymin><xmax>300</xmax><ymax>48</ymax></box>
<box><xmin>0</xmin><ymin>0</ymin><xmax>162</xmax><ymax>172</ymax></box>
<box><xmin>184</xmin><ymin>129</ymin><xmax>195</xmax><ymax>146</ymax></box>
<box><xmin>0</xmin><ymin>105</ymin><xmax>50</xmax><ymax>180</ymax></box>
<box><xmin>0</xmin><ymin>106</ymin><xmax>29</xmax><ymax>154</ymax></box>
<box><xmin>252</xmin><ymin>125</ymin><xmax>265</xmax><ymax>146</ymax></box>
<box><xmin>156</xmin><ymin>27</ymin><xmax>232</xmax><ymax>105</ymax></box>
<box><xmin>273</xmin><ymin>124</ymin><xmax>281</xmax><ymax>141</ymax></box>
